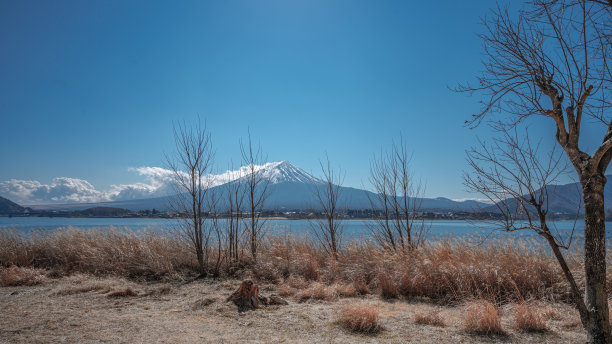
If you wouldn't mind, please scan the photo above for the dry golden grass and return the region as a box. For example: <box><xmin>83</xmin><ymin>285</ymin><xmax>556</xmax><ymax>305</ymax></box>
<box><xmin>0</xmin><ymin>227</ymin><xmax>196</xmax><ymax>278</ymax></box>
<box><xmin>0</xmin><ymin>227</ymin><xmax>599</xmax><ymax>306</ymax></box>
<box><xmin>463</xmin><ymin>299</ymin><xmax>505</xmax><ymax>335</ymax></box>
<box><xmin>513</xmin><ymin>303</ymin><xmax>548</xmax><ymax>332</ymax></box>
<box><xmin>0</xmin><ymin>275</ymin><xmax>589</xmax><ymax>343</ymax></box>
<box><xmin>338</xmin><ymin>304</ymin><xmax>382</xmax><ymax>334</ymax></box>
<box><xmin>335</xmin><ymin>283</ymin><xmax>358</xmax><ymax>297</ymax></box>
<box><xmin>257</xmin><ymin>235</ymin><xmax>578</xmax><ymax>305</ymax></box>
<box><xmin>54</xmin><ymin>282</ymin><xmax>111</xmax><ymax>295</ymax></box>
<box><xmin>378</xmin><ymin>272</ymin><xmax>399</xmax><ymax>299</ymax></box>
<box><xmin>276</xmin><ymin>283</ymin><xmax>298</xmax><ymax>297</ymax></box>
<box><xmin>414</xmin><ymin>311</ymin><xmax>445</xmax><ymax>327</ymax></box>
<box><xmin>0</xmin><ymin>266</ymin><xmax>47</xmax><ymax>286</ymax></box>
<box><xmin>352</xmin><ymin>278</ymin><xmax>370</xmax><ymax>295</ymax></box>
<box><xmin>541</xmin><ymin>305</ymin><xmax>562</xmax><ymax>320</ymax></box>
<box><xmin>296</xmin><ymin>282</ymin><xmax>337</xmax><ymax>302</ymax></box>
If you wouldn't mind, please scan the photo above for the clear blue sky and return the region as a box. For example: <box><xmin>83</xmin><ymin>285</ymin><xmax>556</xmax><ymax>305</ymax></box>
<box><xmin>0</xmin><ymin>0</ymin><xmax>604</xmax><ymax>203</ymax></box>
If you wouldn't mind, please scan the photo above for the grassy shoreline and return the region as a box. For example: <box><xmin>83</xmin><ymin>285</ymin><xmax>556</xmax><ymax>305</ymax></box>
<box><xmin>1</xmin><ymin>227</ymin><xmax>602</xmax><ymax>343</ymax></box>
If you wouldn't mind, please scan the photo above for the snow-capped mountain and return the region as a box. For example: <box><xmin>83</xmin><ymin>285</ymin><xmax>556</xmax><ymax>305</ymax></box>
<box><xmin>255</xmin><ymin>161</ymin><xmax>322</xmax><ymax>184</ymax></box>
<box><xmin>209</xmin><ymin>161</ymin><xmax>321</xmax><ymax>186</ymax></box>
<box><xmin>28</xmin><ymin>161</ymin><xmax>489</xmax><ymax>212</ymax></box>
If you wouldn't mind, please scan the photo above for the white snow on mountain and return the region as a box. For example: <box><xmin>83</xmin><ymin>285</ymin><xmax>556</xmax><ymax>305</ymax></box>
<box><xmin>209</xmin><ymin>161</ymin><xmax>320</xmax><ymax>186</ymax></box>
<box><xmin>251</xmin><ymin>161</ymin><xmax>321</xmax><ymax>184</ymax></box>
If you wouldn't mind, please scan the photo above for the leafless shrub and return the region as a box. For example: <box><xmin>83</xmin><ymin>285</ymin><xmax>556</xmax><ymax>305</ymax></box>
<box><xmin>368</xmin><ymin>137</ymin><xmax>427</xmax><ymax>252</ymax></box>
<box><xmin>310</xmin><ymin>155</ymin><xmax>345</xmax><ymax>259</ymax></box>
<box><xmin>240</xmin><ymin>130</ymin><xmax>270</xmax><ymax>263</ymax></box>
<box><xmin>166</xmin><ymin>117</ymin><xmax>215</xmax><ymax>277</ymax></box>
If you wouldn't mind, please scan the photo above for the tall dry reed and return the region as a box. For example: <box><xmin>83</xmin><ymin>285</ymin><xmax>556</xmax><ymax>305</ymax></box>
<box><xmin>0</xmin><ymin>227</ymin><xmax>594</xmax><ymax>304</ymax></box>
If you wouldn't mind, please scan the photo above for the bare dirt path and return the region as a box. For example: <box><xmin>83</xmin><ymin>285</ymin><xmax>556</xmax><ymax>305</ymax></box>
<box><xmin>0</xmin><ymin>275</ymin><xmax>586</xmax><ymax>343</ymax></box>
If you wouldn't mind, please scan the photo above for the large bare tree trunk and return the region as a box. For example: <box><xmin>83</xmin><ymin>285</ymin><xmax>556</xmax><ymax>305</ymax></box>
<box><xmin>582</xmin><ymin>173</ymin><xmax>611</xmax><ymax>343</ymax></box>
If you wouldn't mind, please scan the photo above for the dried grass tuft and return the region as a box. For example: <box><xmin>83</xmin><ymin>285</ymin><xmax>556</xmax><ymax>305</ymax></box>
<box><xmin>463</xmin><ymin>300</ymin><xmax>505</xmax><ymax>335</ymax></box>
<box><xmin>276</xmin><ymin>283</ymin><xmax>297</xmax><ymax>297</ymax></box>
<box><xmin>414</xmin><ymin>311</ymin><xmax>445</xmax><ymax>327</ymax></box>
<box><xmin>338</xmin><ymin>304</ymin><xmax>382</xmax><ymax>334</ymax></box>
<box><xmin>378</xmin><ymin>273</ymin><xmax>399</xmax><ymax>299</ymax></box>
<box><xmin>296</xmin><ymin>283</ymin><xmax>337</xmax><ymax>302</ymax></box>
<box><xmin>513</xmin><ymin>303</ymin><xmax>548</xmax><ymax>332</ymax></box>
<box><xmin>335</xmin><ymin>283</ymin><xmax>359</xmax><ymax>297</ymax></box>
<box><xmin>0</xmin><ymin>266</ymin><xmax>47</xmax><ymax>286</ymax></box>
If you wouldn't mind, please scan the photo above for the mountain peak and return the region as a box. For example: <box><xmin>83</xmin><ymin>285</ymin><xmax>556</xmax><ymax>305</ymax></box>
<box><xmin>258</xmin><ymin>161</ymin><xmax>320</xmax><ymax>184</ymax></box>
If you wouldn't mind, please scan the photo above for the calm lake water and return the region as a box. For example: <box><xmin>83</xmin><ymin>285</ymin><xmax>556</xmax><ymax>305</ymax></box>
<box><xmin>1</xmin><ymin>217</ymin><xmax>609</xmax><ymax>245</ymax></box>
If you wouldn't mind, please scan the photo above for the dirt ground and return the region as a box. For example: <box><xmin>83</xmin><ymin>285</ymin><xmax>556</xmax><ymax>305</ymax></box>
<box><xmin>0</xmin><ymin>275</ymin><xmax>587</xmax><ymax>343</ymax></box>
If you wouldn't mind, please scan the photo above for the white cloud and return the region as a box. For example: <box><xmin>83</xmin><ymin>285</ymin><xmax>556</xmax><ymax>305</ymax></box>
<box><xmin>0</xmin><ymin>165</ymin><xmax>254</xmax><ymax>205</ymax></box>
<box><xmin>0</xmin><ymin>177</ymin><xmax>107</xmax><ymax>204</ymax></box>
<box><xmin>0</xmin><ymin>167</ymin><xmax>183</xmax><ymax>205</ymax></box>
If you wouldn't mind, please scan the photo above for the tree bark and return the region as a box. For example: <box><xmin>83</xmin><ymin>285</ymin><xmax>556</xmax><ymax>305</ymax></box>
<box><xmin>582</xmin><ymin>173</ymin><xmax>611</xmax><ymax>343</ymax></box>
<box><xmin>545</xmin><ymin>235</ymin><xmax>589</xmax><ymax>327</ymax></box>
<box><xmin>196</xmin><ymin>246</ymin><xmax>206</xmax><ymax>277</ymax></box>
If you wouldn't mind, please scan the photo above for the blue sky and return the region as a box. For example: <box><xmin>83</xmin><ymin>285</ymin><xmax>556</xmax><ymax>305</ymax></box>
<box><xmin>0</xmin><ymin>0</ymin><xmax>604</xmax><ymax>204</ymax></box>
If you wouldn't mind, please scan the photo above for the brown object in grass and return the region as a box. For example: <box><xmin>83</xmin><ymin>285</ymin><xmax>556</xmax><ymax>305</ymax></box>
<box><xmin>227</xmin><ymin>280</ymin><xmax>287</xmax><ymax>311</ymax></box>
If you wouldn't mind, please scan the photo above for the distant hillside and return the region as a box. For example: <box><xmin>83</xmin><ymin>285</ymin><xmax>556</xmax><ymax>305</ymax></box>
<box><xmin>74</xmin><ymin>207</ymin><xmax>132</xmax><ymax>217</ymax></box>
<box><xmin>483</xmin><ymin>176</ymin><xmax>612</xmax><ymax>215</ymax></box>
<box><xmin>0</xmin><ymin>196</ymin><xmax>26</xmax><ymax>214</ymax></box>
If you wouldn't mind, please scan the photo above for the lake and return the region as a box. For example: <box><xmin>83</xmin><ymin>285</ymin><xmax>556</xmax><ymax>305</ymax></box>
<box><xmin>1</xmin><ymin>217</ymin><xmax>608</xmax><ymax>246</ymax></box>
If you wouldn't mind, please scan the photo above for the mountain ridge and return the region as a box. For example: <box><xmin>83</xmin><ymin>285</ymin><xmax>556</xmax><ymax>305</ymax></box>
<box><xmin>0</xmin><ymin>196</ymin><xmax>26</xmax><ymax>214</ymax></box>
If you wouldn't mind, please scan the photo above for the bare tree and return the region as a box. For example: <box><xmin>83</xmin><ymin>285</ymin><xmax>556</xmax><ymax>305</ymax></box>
<box><xmin>206</xmin><ymin>188</ymin><xmax>223</xmax><ymax>277</ymax></box>
<box><xmin>457</xmin><ymin>1</ymin><xmax>611</xmax><ymax>341</ymax></box>
<box><xmin>166</xmin><ymin>118</ymin><xmax>214</xmax><ymax>277</ymax></box>
<box><xmin>224</xmin><ymin>164</ymin><xmax>246</xmax><ymax>269</ymax></box>
<box><xmin>465</xmin><ymin>128</ymin><xmax>585</xmax><ymax>316</ymax></box>
<box><xmin>310</xmin><ymin>155</ymin><xmax>345</xmax><ymax>259</ymax></box>
<box><xmin>240</xmin><ymin>131</ymin><xmax>270</xmax><ymax>263</ymax></box>
<box><xmin>367</xmin><ymin>138</ymin><xmax>427</xmax><ymax>251</ymax></box>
